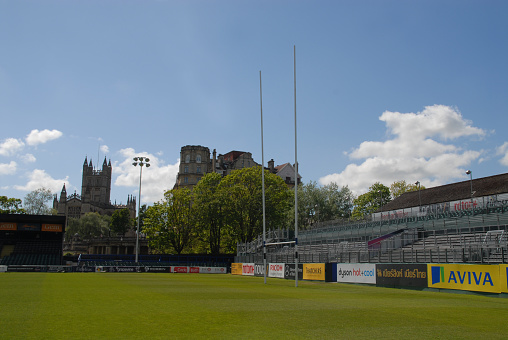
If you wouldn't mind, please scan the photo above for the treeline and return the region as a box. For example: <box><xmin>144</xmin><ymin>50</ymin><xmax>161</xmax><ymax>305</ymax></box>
<box><xmin>142</xmin><ymin>167</ymin><xmax>354</xmax><ymax>255</ymax></box>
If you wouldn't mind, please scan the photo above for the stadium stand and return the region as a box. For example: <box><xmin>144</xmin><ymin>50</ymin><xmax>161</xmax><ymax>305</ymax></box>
<box><xmin>236</xmin><ymin>173</ymin><xmax>508</xmax><ymax>264</ymax></box>
<box><xmin>0</xmin><ymin>214</ymin><xmax>65</xmax><ymax>267</ymax></box>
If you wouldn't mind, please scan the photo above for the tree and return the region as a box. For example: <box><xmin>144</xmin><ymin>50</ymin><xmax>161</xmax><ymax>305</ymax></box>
<box><xmin>110</xmin><ymin>208</ymin><xmax>132</xmax><ymax>235</ymax></box>
<box><xmin>193</xmin><ymin>172</ymin><xmax>225</xmax><ymax>254</ymax></box>
<box><xmin>218</xmin><ymin>167</ymin><xmax>292</xmax><ymax>244</ymax></box>
<box><xmin>390</xmin><ymin>180</ymin><xmax>425</xmax><ymax>199</ymax></box>
<box><xmin>23</xmin><ymin>187</ymin><xmax>55</xmax><ymax>215</ymax></box>
<box><xmin>352</xmin><ymin>182</ymin><xmax>391</xmax><ymax>219</ymax></box>
<box><xmin>143</xmin><ymin>188</ymin><xmax>195</xmax><ymax>254</ymax></box>
<box><xmin>286</xmin><ymin>182</ymin><xmax>354</xmax><ymax>229</ymax></box>
<box><xmin>0</xmin><ymin>196</ymin><xmax>25</xmax><ymax>214</ymax></box>
<box><xmin>65</xmin><ymin>212</ymin><xmax>111</xmax><ymax>241</ymax></box>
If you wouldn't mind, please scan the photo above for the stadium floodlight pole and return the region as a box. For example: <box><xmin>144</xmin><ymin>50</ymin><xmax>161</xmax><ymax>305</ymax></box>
<box><xmin>294</xmin><ymin>45</ymin><xmax>299</xmax><ymax>288</ymax></box>
<box><xmin>466</xmin><ymin>170</ymin><xmax>473</xmax><ymax>211</ymax></box>
<box><xmin>132</xmin><ymin>156</ymin><xmax>150</xmax><ymax>263</ymax></box>
<box><xmin>260</xmin><ymin>70</ymin><xmax>267</xmax><ymax>284</ymax></box>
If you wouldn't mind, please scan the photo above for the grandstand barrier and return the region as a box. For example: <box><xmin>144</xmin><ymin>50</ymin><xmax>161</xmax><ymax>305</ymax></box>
<box><xmin>232</xmin><ymin>262</ymin><xmax>508</xmax><ymax>294</ymax></box>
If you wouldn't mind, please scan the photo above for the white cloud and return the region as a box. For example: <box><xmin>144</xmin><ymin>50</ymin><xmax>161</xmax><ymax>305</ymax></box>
<box><xmin>25</xmin><ymin>129</ymin><xmax>63</xmax><ymax>146</ymax></box>
<box><xmin>100</xmin><ymin>145</ymin><xmax>109</xmax><ymax>154</ymax></box>
<box><xmin>319</xmin><ymin>105</ymin><xmax>486</xmax><ymax>195</ymax></box>
<box><xmin>20</xmin><ymin>153</ymin><xmax>36</xmax><ymax>163</ymax></box>
<box><xmin>0</xmin><ymin>138</ymin><xmax>25</xmax><ymax>156</ymax></box>
<box><xmin>0</xmin><ymin>161</ymin><xmax>17</xmax><ymax>175</ymax></box>
<box><xmin>497</xmin><ymin>142</ymin><xmax>508</xmax><ymax>166</ymax></box>
<box><xmin>13</xmin><ymin>169</ymin><xmax>69</xmax><ymax>193</ymax></box>
<box><xmin>114</xmin><ymin>148</ymin><xmax>180</xmax><ymax>204</ymax></box>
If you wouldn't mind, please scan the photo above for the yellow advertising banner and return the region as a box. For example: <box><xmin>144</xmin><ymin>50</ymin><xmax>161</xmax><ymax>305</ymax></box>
<box><xmin>231</xmin><ymin>263</ymin><xmax>243</xmax><ymax>275</ymax></box>
<box><xmin>0</xmin><ymin>222</ymin><xmax>17</xmax><ymax>231</ymax></box>
<box><xmin>42</xmin><ymin>224</ymin><xmax>63</xmax><ymax>232</ymax></box>
<box><xmin>500</xmin><ymin>265</ymin><xmax>508</xmax><ymax>294</ymax></box>
<box><xmin>303</xmin><ymin>263</ymin><xmax>325</xmax><ymax>281</ymax></box>
<box><xmin>427</xmin><ymin>264</ymin><xmax>501</xmax><ymax>293</ymax></box>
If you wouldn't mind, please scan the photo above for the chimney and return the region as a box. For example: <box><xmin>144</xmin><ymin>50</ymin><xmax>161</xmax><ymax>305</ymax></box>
<box><xmin>268</xmin><ymin>159</ymin><xmax>275</xmax><ymax>172</ymax></box>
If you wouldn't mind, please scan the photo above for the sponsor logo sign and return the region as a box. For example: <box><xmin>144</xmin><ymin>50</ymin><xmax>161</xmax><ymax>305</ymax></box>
<box><xmin>376</xmin><ymin>264</ymin><xmax>427</xmax><ymax>287</ymax></box>
<box><xmin>0</xmin><ymin>265</ymin><xmax>7</xmax><ymax>272</ymax></box>
<box><xmin>189</xmin><ymin>267</ymin><xmax>200</xmax><ymax>273</ymax></box>
<box><xmin>428</xmin><ymin>264</ymin><xmax>501</xmax><ymax>293</ymax></box>
<box><xmin>242</xmin><ymin>263</ymin><xmax>255</xmax><ymax>276</ymax></box>
<box><xmin>254</xmin><ymin>264</ymin><xmax>266</xmax><ymax>277</ymax></box>
<box><xmin>303</xmin><ymin>263</ymin><xmax>325</xmax><ymax>281</ymax></box>
<box><xmin>500</xmin><ymin>265</ymin><xmax>508</xmax><ymax>294</ymax></box>
<box><xmin>199</xmin><ymin>267</ymin><xmax>227</xmax><ymax>274</ymax></box>
<box><xmin>284</xmin><ymin>264</ymin><xmax>303</xmax><ymax>280</ymax></box>
<box><xmin>42</xmin><ymin>224</ymin><xmax>63</xmax><ymax>232</ymax></box>
<box><xmin>231</xmin><ymin>263</ymin><xmax>243</xmax><ymax>275</ymax></box>
<box><xmin>0</xmin><ymin>222</ymin><xmax>17</xmax><ymax>231</ymax></box>
<box><xmin>145</xmin><ymin>267</ymin><xmax>171</xmax><ymax>273</ymax></box>
<box><xmin>336</xmin><ymin>264</ymin><xmax>376</xmax><ymax>284</ymax></box>
<box><xmin>268</xmin><ymin>263</ymin><xmax>285</xmax><ymax>278</ymax></box>
<box><xmin>18</xmin><ymin>223</ymin><xmax>41</xmax><ymax>231</ymax></box>
<box><xmin>173</xmin><ymin>266</ymin><xmax>189</xmax><ymax>273</ymax></box>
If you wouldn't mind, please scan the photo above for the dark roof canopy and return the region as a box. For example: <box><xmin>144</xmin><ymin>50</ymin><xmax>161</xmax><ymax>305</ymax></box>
<box><xmin>380</xmin><ymin>172</ymin><xmax>508</xmax><ymax>212</ymax></box>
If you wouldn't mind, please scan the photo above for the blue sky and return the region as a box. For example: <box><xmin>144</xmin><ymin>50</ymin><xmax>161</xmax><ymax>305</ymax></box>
<box><xmin>1</xmin><ymin>0</ymin><xmax>508</xmax><ymax>206</ymax></box>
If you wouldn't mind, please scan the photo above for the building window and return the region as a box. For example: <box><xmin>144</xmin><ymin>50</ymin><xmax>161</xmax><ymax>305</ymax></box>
<box><xmin>185</xmin><ymin>154</ymin><xmax>190</xmax><ymax>163</ymax></box>
<box><xmin>184</xmin><ymin>177</ymin><xmax>188</xmax><ymax>184</ymax></box>
<box><xmin>184</xmin><ymin>166</ymin><xmax>189</xmax><ymax>173</ymax></box>
<box><xmin>196</xmin><ymin>154</ymin><xmax>202</xmax><ymax>163</ymax></box>
<box><xmin>196</xmin><ymin>166</ymin><xmax>201</xmax><ymax>173</ymax></box>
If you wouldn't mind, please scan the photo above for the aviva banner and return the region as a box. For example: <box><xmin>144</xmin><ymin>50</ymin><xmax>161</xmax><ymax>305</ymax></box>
<box><xmin>427</xmin><ymin>264</ymin><xmax>501</xmax><ymax>293</ymax></box>
<box><xmin>500</xmin><ymin>265</ymin><xmax>508</xmax><ymax>294</ymax></box>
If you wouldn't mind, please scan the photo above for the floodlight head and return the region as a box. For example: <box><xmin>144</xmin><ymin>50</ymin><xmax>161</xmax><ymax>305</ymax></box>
<box><xmin>132</xmin><ymin>162</ymin><xmax>137</xmax><ymax>166</ymax></box>
<box><xmin>466</xmin><ymin>170</ymin><xmax>471</xmax><ymax>175</ymax></box>
<box><xmin>145</xmin><ymin>158</ymin><xmax>150</xmax><ymax>162</ymax></box>
<box><xmin>146</xmin><ymin>164</ymin><xmax>151</xmax><ymax>168</ymax></box>
<box><xmin>133</xmin><ymin>157</ymin><xmax>138</xmax><ymax>161</ymax></box>
<box><xmin>415</xmin><ymin>181</ymin><xmax>420</xmax><ymax>186</ymax></box>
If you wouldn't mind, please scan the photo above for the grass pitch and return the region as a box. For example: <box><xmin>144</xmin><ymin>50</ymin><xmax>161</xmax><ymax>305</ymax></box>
<box><xmin>1</xmin><ymin>273</ymin><xmax>508</xmax><ymax>339</ymax></box>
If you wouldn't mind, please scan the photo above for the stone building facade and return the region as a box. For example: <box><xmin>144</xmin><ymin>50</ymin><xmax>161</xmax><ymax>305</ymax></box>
<box><xmin>174</xmin><ymin>145</ymin><xmax>301</xmax><ymax>189</ymax></box>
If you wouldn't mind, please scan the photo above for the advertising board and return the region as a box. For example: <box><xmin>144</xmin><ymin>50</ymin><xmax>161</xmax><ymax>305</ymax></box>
<box><xmin>17</xmin><ymin>223</ymin><xmax>41</xmax><ymax>231</ymax></box>
<box><xmin>499</xmin><ymin>265</ymin><xmax>508</xmax><ymax>294</ymax></box>
<box><xmin>303</xmin><ymin>263</ymin><xmax>325</xmax><ymax>281</ymax></box>
<box><xmin>144</xmin><ymin>266</ymin><xmax>171</xmax><ymax>273</ymax></box>
<box><xmin>254</xmin><ymin>263</ymin><xmax>266</xmax><ymax>277</ymax></box>
<box><xmin>335</xmin><ymin>263</ymin><xmax>376</xmax><ymax>284</ymax></box>
<box><xmin>231</xmin><ymin>263</ymin><xmax>243</xmax><ymax>275</ymax></box>
<box><xmin>268</xmin><ymin>263</ymin><xmax>285</xmax><ymax>278</ymax></box>
<box><xmin>41</xmin><ymin>224</ymin><xmax>63</xmax><ymax>232</ymax></box>
<box><xmin>284</xmin><ymin>264</ymin><xmax>303</xmax><ymax>280</ymax></box>
<box><xmin>242</xmin><ymin>263</ymin><xmax>255</xmax><ymax>276</ymax></box>
<box><xmin>427</xmin><ymin>264</ymin><xmax>501</xmax><ymax>293</ymax></box>
<box><xmin>376</xmin><ymin>264</ymin><xmax>427</xmax><ymax>287</ymax></box>
<box><xmin>199</xmin><ymin>267</ymin><xmax>227</xmax><ymax>274</ymax></box>
<box><xmin>0</xmin><ymin>222</ymin><xmax>17</xmax><ymax>231</ymax></box>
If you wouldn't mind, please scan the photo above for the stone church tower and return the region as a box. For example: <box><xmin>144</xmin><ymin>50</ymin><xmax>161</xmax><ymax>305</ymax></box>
<box><xmin>81</xmin><ymin>156</ymin><xmax>112</xmax><ymax>206</ymax></box>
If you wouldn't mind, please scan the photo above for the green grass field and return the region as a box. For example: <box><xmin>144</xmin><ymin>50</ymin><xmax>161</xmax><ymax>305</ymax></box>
<box><xmin>1</xmin><ymin>273</ymin><xmax>507</xmax><ymax>339</ymax></box>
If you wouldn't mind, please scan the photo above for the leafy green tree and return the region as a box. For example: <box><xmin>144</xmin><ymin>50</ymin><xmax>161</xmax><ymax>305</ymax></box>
<box><xmin>143</xmin><ymin>188</ymin><xmax>194</xmax><ymax>254</ymax></box>
<box><xmin>390</xmin><ymin>180</ymin><xmax>425</xmax><ymax>199</ymax></box>
<box><xmin>65</xmin><ymin>212</ymin><xmax>110</xmax><ymax>241</ymax></box>
<box><xmin>193</xmin><ymin>172</ymin><xmax>225</xmax><ymax>254</ymax></box>
<box><xmin>23</xmin><ymin>187</ymin><xmax>55</xmax><ymax>215</ymax></box>
<box><xmin>0</xmin><ymin>196</ymin><xmax>25</xmax><ymax>214</ymax></box>
<box><xmin>352</xmin><ymin>182</ymin><xmax>391</xmax><ymax>219</ymax></box>
<box><xmin>110</xmin><ymin>208</ymin><xmax>132</xmax><ymax>235</ymax></box>
<box><xmin>218</xmin><ymin>167</ymin><xmax>291</xmax><ymax>244</ymax></box>
<box><xmin>286</xmin><ymin>182</ymin><xmax>354</xmax><ymax>229</ymax></box>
